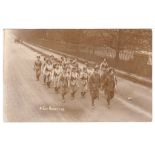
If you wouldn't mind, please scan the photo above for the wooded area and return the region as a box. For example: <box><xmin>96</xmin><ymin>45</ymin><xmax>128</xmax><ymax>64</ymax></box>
<box><xmin>12</xmin><ymin>29</ymin><xmax>152</xmax><ymax>52</ymax></box>
<box><xmin>11</xmin><ymin>29</ymin><xmax>152</xmax><ymax>78</ymax></box>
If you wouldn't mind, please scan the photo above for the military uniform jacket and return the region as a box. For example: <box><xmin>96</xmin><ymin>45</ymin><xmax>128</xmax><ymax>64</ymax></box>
<box><xmin>34</xmin><ymin>60</ymin><xmax>42</xmax><ymax>70</ymax></box>
<box><xmin>104</xmin><ymin>74</ymin><xmax>115</xmax><ymax>91</ymax></box>
<box><xmin>80</xmin><ymin>72</ymin><xmax>88</xmax><ymax>85</ymax></box>
<box><xmin>70</xmin><ymin>72</ymin><xmax>79</xmax><ymax>86</ymax></box>
<box><xmin>88</xmin><ymin>73</ymin><xmax>100</xmax><ymax>91</ymax></box>
<box><xmin>60</xmin><ymin>73</ymin><xmax>68</xmax><ymax>87</ymax></box>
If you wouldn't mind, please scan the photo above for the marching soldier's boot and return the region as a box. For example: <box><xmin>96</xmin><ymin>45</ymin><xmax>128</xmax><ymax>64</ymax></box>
<box><xmin>36</xmin><ymin>72</ymin><xmax>38</xmax><ymax>81</ymax></box>
<box><xmin>73</xmin><ymin>90</ymin><xmax>77</xmax><ymax>98</ymax></box>
<box><xmin>37</xmin><ymin>75</ymin><xmax>39</xmax><ymax>81</ymax></box>
<box><xmin>57</xmin><ymin>86</ymin><xmax>60</xmax><ymax>92</ymax></box>
<box><xmin>55</xmin><ymin>87</ymin><xmax>59</xmax><ymax>93</ymax></box>
<box><xmin>72</xmin><ymin>92</ymin><xmax>75</xmax><ymax>98</ymax></box>
<box><xmin>44</xmin><ymin>76</ymin><xmax>46</xmax><ymax>84</ymax></box>
<box><xmin>71</xmin><ymin>92</ymin><xmax>75</xmax><ymax>99</ymax></box>
<box><xmin>81</xmin><ymin>92</ymin><xmax>86</xmax><ymax>97</ymax></box>
<box><xmin>83</xmin><ymin>92</ymin><xmax>86</xmax><ymax>97</ymax></box>
<box><xmin>91</xmin><ymin>98</ymin><xmax>95</xmax><ymax>108</ymax></box>
<box><xmin>47</xmin><ymin>82</ymin><xmax>50</xmax><ymax>88</ymax></box>
<box><xmin>54</xmin><ymin>87</ymin><xmax>58</xmax><ymax>93</ymax></box>
<box><xmin>71</xmin><ymin>92</ymin><xmax>73</xmax><ymax>97</ymax></box>
<box><xmin>62</xmin><ymin>94</ymin><xmax>65</xmax><ymax>103</ymax></box>
<box><xmin>81</xmin><ymin>92</ymin><xmax>84</xmax><ymax>97</ymax></box>
<box><xmin>107</xmin><ymin>99</ymin><xmax>110</xmax><ymax>109</ymax></box>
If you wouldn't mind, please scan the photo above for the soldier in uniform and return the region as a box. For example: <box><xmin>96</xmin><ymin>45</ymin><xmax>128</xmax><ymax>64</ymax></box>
<box><xmin>104</xmin><ymin>67</ymin><xmax>117</xmax><ymax>108</ymax></box>
<box><xmin>70</xmin><ymin>67</ymin><xmax>79</xmax><ymax>99</ymax></box>
<box><xmin>59</xmin><ymin>67</ymin><xmax>69</xmax><ymax>102</ymax></box>
<box><xmin>49</xmin><ymin>55</ymin><xmax>54</xmax><ymax>63</ymax></box>
<box><xmin>44</xmin><ymin>59</ymin><xmax>53</xmax><ymax>88</ymax></box>
<box><xmin>100</xmin><ymin>66</ymin><xmax>108</xmax><ymax>91</ymax></box>
<box><xmin>88</xmin><ymin>65</ymin><xmax>100</xmax><ymax>108</ymax></box>
<box><xmin>80</xmin><ymin>67</ymin><xmax>89</xmax><ymax>97</ymax></box>
<box><xmin>66</xmin><ymin>65</ymin><xmax>71</xmax><ymax>87</ymax></box>
<box><xmin>34</xmin><ymin>55</ymin><xmax>42</xmax><ymax>81</ymax></box>
<box><xmin>100</xmin><ymin>58</ymin><xmax>108</xmax><ymax>70</ymax></box>
<box><xmin>42</xmin><ymin>56</ymin><xmax>48</xmax><ymax>84</ymax></box>
<box><xmin>72</xmin><ymin>58</ymin><xmax>79</xmax><ymax>69</ymax></box>
<box><xmin>52</xmin><ymin>63</ymin><xmax>61</xmax><ymax>93</ymax></box>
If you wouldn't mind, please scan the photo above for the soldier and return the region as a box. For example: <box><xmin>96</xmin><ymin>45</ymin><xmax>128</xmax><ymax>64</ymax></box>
<box><xmin>88</xmin><ymin>65</ymin><xmax>100</xmax><ymax>108</ymax></box>
<box><xmin>59</xmin><ymin>67</ymin><xmax>69</xmax><ymax>102</ymax></box>
<box><xmin>49</xmin><ymin>55</ymin><xmax>54</xmax><ymax>63</ymax></box>
<box><xmin>66</xmin><ymin>65</ymin><xmax>71</xmax><ymax>87</ymax></box>
<box><xmin>70</xmin><ymin>67</ymin><xmax>79</xmax><ymax>99</ymax></box>
<box><xmin>80</xmin><ymin>67</ymin><xmax>89</xmax><ymax>97</ymax></box>
<box><xmin>72</xmin><ymin>58</ymin><xmax>79</xmax><ymax>69</ymax></box>
<box><xmin>104</xmin><ymin>67</ymin><xmax>117</xmax><ymax>108</ymax></box>
<box><xmin>100</xmin><ymin>66</ymin><xmax>108</xmax><ymax>91</ymax></box>
<box><xmin>44</xmin><ymin>59</ymin><xmax>53</xmax><ymax>88</ymax></box>
<box><xmin>52</xmin><ymin>63</ymin><xmax>61</xmax><ymax>93</ymax></box>
<box><xmin>34</xmin><ymin>55</ymin><xmax>42</xmax><ymax>81</ymax></box>
<box><xmin>100</xmin><ymin>58</ymin><xmax>108</xmax><ymax>70</ymax></box>
<box><xmin>42</xmin><ymin>56</ymin><xmax>48</xmax><ymax>84</ymax></box>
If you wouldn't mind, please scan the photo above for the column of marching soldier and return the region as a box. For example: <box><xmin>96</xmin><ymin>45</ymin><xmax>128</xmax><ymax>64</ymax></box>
<box><xmin>34</xmin><ymin>54</ymin><xmax>117</xmax><ymax>109</ymax></box>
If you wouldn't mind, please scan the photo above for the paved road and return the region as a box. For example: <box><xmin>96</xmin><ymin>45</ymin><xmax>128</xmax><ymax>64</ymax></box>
<box><xmin>4</xmin><ymin>31</ymin><xmax>152</xmax><ymax>122</ymax></box>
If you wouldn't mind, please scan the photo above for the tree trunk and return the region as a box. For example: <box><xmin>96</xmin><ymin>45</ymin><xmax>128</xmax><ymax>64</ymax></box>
<box><xmin>115</xmin><ymin>30</ymin><xmax>120</xmax><ymax>68</ymax></box>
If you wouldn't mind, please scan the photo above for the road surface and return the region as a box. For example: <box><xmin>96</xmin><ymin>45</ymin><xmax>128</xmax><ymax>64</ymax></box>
<box><xmin>4</xmin><ymin>31</ymin><xmax>152</xmax><ymax>122</ymax></box>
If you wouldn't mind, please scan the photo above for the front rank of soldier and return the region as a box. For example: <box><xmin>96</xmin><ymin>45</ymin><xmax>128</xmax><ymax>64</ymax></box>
<box><xmin>34</xmin><ymin>54</ymin><xmax>117</xmax><ymax>109</ymax></box>
<box><xmin>34</xmin><ymin>55</ymin><xmax>42</xmax><ymax>81</ymax></box>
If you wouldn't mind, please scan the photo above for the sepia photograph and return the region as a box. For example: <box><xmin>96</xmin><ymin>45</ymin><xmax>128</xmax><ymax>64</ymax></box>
<box><xmin>3</xmin><ymin>29</ymin><xmax>152</xmax><ymax>122</ymax></box>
